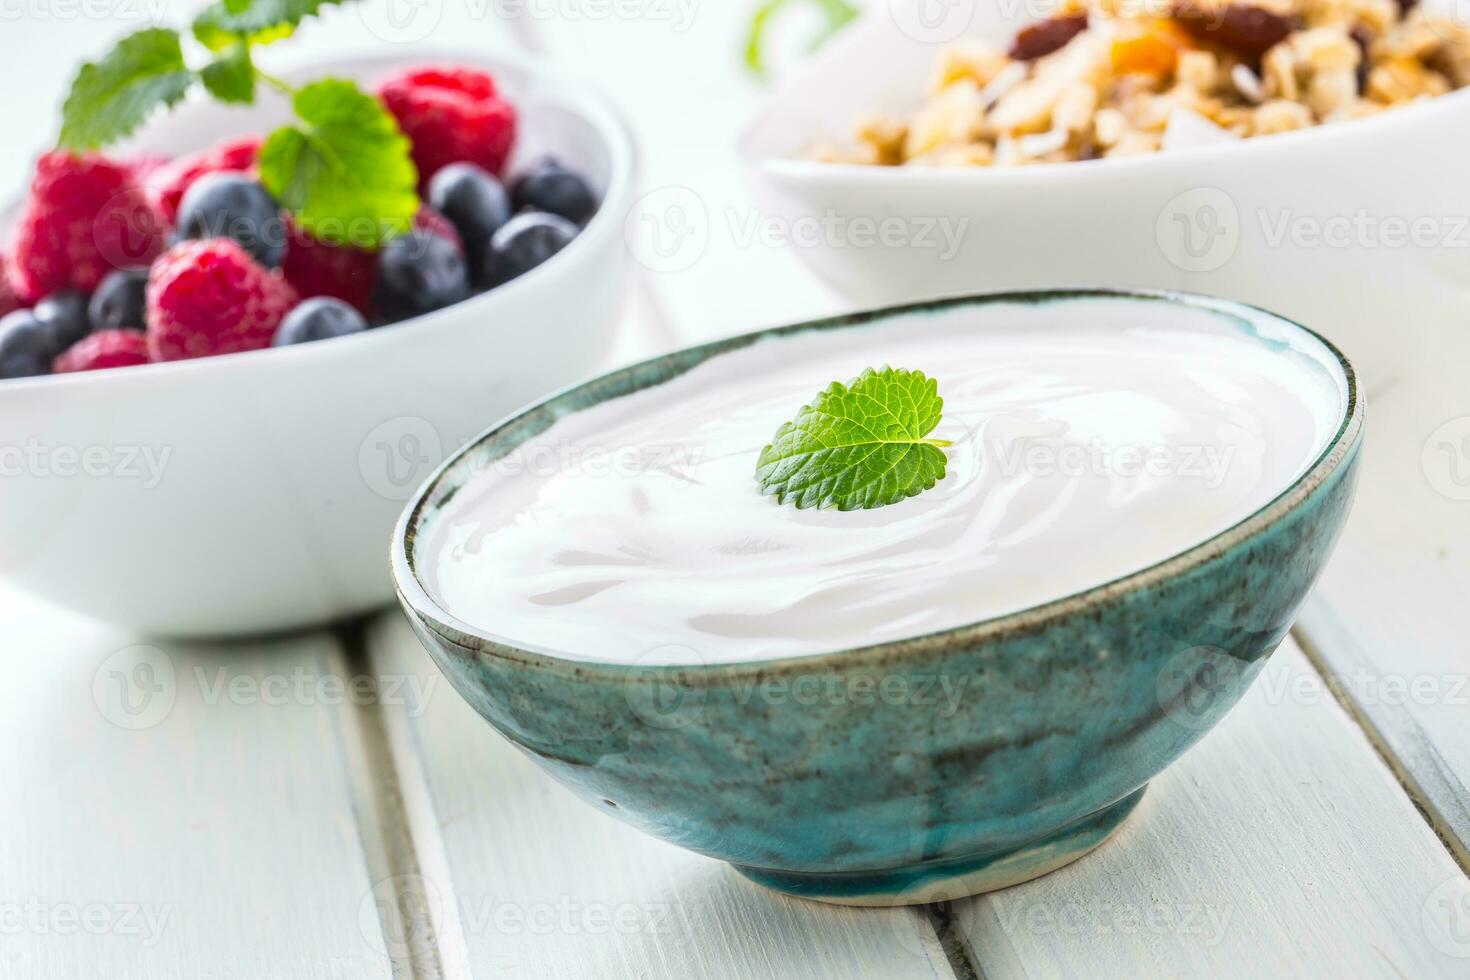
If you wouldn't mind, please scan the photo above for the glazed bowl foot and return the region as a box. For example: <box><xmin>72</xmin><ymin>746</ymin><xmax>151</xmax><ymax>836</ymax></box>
<box><xmin>731</xmin><ymin>786</ymin><xmax>1147</xmax><ymax>907</ymax></box>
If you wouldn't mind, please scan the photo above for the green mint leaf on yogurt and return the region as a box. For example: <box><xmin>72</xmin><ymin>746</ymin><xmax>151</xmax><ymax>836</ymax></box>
<box><xmin>58</xmin><ymin>28</ymin><xmax>195</xmax><ymax>151</ymax></box>
<box><xmin>755</xmin><ymin>366</ymin><xmax>952</xmax><ymax>511</ymax></box>
<box><xmin>258</xmin><ymin>78</ymin><xmax>419</xmax><ymax>248</ymax></box>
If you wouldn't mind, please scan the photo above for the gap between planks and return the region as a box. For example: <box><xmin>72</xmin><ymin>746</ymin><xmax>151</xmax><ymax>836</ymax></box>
<box><xmin>1293</xmin><ymin>616</ymin><xmax>1470</xmax><ymax>876</ymax></box>
<box><xmin>332</xmin><ymin>621</ymin><xmax>454</xmax><ymax>980</ymax></box>
<box><xmin>339</xmin><ymin>610</ymin><xmax>967</xmax><ymax>980</ymax></box>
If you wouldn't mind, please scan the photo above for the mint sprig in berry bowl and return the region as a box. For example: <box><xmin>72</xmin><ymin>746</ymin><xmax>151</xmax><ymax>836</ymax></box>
<box><xmin>0</xmin><ymin>49</ymin><xmax>634</xmax><ymax>635</ymax></box>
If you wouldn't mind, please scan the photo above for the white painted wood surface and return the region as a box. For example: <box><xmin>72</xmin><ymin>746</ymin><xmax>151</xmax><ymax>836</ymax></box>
<box><xmin>953</xmin><ymin>638</ymin><xmax>1470</xmax><ymax>978</ymax></box>
<box><xmin>3</xmin><ymin>3</ymin><xmax>1469</xmax><ymax>978</ymax></box>
<box><xmin>1294</xmin><ymin>335</ymin><xmax>1470</xmax><ymax>866</ymax></box>
<box><xmin>364</xmin><ymin>612</ymin><xmax>955</xmax><ymax>980</ymax></box>
<box><xmin>0</xmin><ymin>589</ymin><xmax>393</xmax><ymax>978</ymax></box>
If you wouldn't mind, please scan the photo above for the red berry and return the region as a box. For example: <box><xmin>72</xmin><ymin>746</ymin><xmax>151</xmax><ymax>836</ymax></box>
<box><xmin>281</xmin><ymin>220</ymin><xmax>379</xmax><ymax>316</ymax></box>
<box><xmin>0</xmin><ymin>254</ymin><xmax>23</xmax><ymax>319</ymax></box>
<box><xmin>125</xmin><ymin>153</ymin><xmax>173</xmax><ymax>185</ymax></box>
<box><xmin>281</xmin><ymin>207</ymin><xmax>462</xmax><ymax>316</ymax></box>
<box><xmin>53</xmin><ymin>329</ymin><xmax>150</xmax><ymax>373</ymax></box>
<box><xmin>147</xmin><ymin>239</ymin><xmax>298</xmax><ymax>362</ymax></box>
<box><xmin>414</xmin><ymin>205</ymin><xmax>462</xmax><ymax>253</ymax></box>
<box><xmin>147</xmin><ymin>135</ymin><xmax>262</xmax><ymax>224</ymax></box>
<box><xmin>7</xmin><ymin>151</ymin><xmax>166</xmax><ymax>303</ymax></box>
<box><xmin>377</xmin><ymin>67</ymin><xmax>517</xmax><ymax>186</ymax></box>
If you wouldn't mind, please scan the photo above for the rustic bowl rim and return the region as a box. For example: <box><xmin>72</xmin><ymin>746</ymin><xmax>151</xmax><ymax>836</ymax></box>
<box><xmin>391</xmin><ymin>287</ymin><xmax>1363</xmax><ymax>678</ymax></box>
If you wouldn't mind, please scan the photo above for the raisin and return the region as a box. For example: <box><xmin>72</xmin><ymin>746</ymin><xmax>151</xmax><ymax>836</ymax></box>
<box><xmin>1350</xmin><ymin>24</ymin><xmax>1372</xmax><ymax>93</ymax></box>
<box><xmin>1009</xmin><ymin>14</ymin><xmax>1089</xmax><ymax>62</ymax></box>
<box><xmin>1173</xmin><ymin>2</ymin><xmax>1294</xmax><ymax>59</ymax></box>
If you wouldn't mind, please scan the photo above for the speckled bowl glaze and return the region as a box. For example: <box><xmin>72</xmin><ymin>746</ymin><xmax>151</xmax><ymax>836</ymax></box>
<box><xmin>392</xmin><ymin>289</ymin><xmax>1363</xmax><ymax>907</ymax></box>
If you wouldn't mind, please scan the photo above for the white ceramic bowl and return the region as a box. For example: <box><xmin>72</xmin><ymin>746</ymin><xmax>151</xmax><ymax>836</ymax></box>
<box><xmin>0</xmin><ymin>49</ymin><xmax>635</xmax><ymax>636</ymax></box>
<box><xmin>740</xmin><ymin>2</ymin><xmax>1470</xmax><ymax>385</ymax></box>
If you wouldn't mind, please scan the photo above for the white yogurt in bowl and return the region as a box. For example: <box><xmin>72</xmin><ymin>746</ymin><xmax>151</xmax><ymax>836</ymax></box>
<box><xmin>419</xmin><ymin>293</ymin><xmax>1348</xmax><ymax>664</ymax></box>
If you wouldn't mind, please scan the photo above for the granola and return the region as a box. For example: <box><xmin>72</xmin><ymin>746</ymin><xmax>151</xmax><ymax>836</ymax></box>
<box><xmin>819</xmin><ymin>0</ymin><xmax>1470</xmax><ymax>167</ymax></box>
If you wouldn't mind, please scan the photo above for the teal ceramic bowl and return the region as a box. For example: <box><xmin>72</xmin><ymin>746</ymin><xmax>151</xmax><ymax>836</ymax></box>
<box><xmin>391</xmin><ymin>289</ymin><xmax>1363</xmax><ymax>906</ymax></box>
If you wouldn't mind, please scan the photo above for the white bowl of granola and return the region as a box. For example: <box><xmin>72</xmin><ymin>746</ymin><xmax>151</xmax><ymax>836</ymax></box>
<box><xmin>740</xmin><ymin>0</ymin><xmax>1470</xmax><ymax>382</ymax></box>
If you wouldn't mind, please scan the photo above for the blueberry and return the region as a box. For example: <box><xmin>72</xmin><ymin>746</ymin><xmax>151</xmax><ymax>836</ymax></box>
<box><xmin>0</xmin><ymin>311</ymin><xmax>55</xmax><ymax>379</ymax></box>
<box><xmin>89</xmin><ymin>268</ymin><xmax>149</xmax><ymax>332</ymax></box>
<box><xmin>273</xmin><ymin>297</ymin><xmax>369</xmax><ymax>346</ymax></box>
<box><xmin>427</xmin><ymin>163</ymin><xmax>511</xmax><ymax>287</ymax></box>
<box><xmin>372</xmin><ymin>230</ymin><xmax>470</xmax><ymax>322</ymax></box>
<box><xmin>486</xmin><ymin>212</ymin><xmax>578</xmax><ymax>285</ymax></box>
<box><xmin>34</xmin><ymin>290</ymin><xmax>91</xmax><ymax>351</ymax></box>
<box><xmin>177</xmin><ymin>173</ymin><xmax>286</xmax><ymax>267</ymax></box>
<box><xmin>510</xmin><ymin>157</ymin><xmax>598</xmax><ymax>226</ymax></box>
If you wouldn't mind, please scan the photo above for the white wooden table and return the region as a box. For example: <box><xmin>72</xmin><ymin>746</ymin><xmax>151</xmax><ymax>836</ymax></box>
<box><xmin>5</xmin><ymin>6</ymin><xmax>1470</xmax><ymax>978</ymax></box>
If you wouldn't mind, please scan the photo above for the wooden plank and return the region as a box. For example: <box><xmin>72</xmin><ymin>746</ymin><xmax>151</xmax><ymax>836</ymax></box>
<box><xmin>1294</xmin><ymin>348</ymin><xmax>1470</xmax><ymax>866</ymax></box>
<box><xmin>0</xmin><ymin>589</ymin><xmax>395</xmax><ymax>978</ymax></box>
<box><xmin>365</xmin><ymin>611</ymin><xmax>955</xmax><ymax>980</ymax></box>
<box><xmin>951</xmin><ymin>638</ymin><xmax>1470</xmax><ymax>978</ymax></box>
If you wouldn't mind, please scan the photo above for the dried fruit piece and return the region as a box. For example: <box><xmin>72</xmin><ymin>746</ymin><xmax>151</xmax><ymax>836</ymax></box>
<box><xmin>1173</xmin><ymin>2</ymin><xmax>1293</xmax><ymax>59</ymax></box>
<box><xmin>1010</xmin><ymin>14</ymin><xmax>1089</xmax><ymax>62</ymax></box>
<box><xmin>1111</xmin><ymin>20</ymin><xmax>1190</xmax><ymax>76</ymax></box>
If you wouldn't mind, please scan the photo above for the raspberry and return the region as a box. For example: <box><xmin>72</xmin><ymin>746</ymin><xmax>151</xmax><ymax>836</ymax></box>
<box><xmin>378</xmin><ymin>67</ymin><xmax>517</xmax><ymax>186</ymax></box>
<box><xmin>281</xmin><ymin>208</ymin><xmax>463</xmax><ymax>316</ymax></box>
<box><xmin>414</xmin><ymin>205</ymin><xmax>462</xmax><ymax>253</ymax></box>
<box><xmin>147</xmin><ymin>239</ymin><xmax>298</xmax><ymax>362</ymax></box>
<box><xmin>0</xmin><ymin>255</ymin><xmax>22</xmax><ymax>319</ymax></box>
<box><xmin>53</xmin><ymin>329</ymin><xmax>150</xmax><ymax>373</ymax></box>
<box><xmin>125</xmin><ymin>153</ymin><xmax>173</xmax><ymax>185</ymax></box>
<box><xmin>280</xmin><ymin>221</ymin><xmax>379</xmax><ymax>315</ymax></box>
<box><xmin>147</xmin><ymin>135</ymin><xmax>262</xmax><ymax>224</ymax></box>
<box><xmin>7</xmin><ymin>151</ymin><xmax>167</xmax><ymax>303</ymax></box>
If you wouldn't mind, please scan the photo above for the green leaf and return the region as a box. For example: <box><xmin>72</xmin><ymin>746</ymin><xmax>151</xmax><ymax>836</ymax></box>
<box><xmin>192</xmin><ymin>0</ymin><xmax>349</xmax><ymax>51</ymax></box>
<box><xmin>743</xmin><ymin>0</ymin><xmax>859</xmax><ymax>80</ymax></box>
<box><xmin>755</xmin><ymin>367</ymin><xmax>953</xmax><ymax>511</ymax></box>
<box><xmin>58</xmin><ymin>28</ymin><xmax>195</xmax><ymax>150</ymax></box>
<box><xmin>200</xmin><ymin>44</ymin><xmax>256</xmax><ymax>103</ymax></box>
<box><xmin>258</xmin><ymin>78</ymin><xmax>418</xmax><ymax>249</ymax></box>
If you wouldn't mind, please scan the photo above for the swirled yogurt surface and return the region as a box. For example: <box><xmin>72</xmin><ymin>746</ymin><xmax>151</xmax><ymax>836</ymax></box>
<box><xmin>420</xmin><ymin>296</ymin><xmax>1346</xmax><ymax>664</ymax></box>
